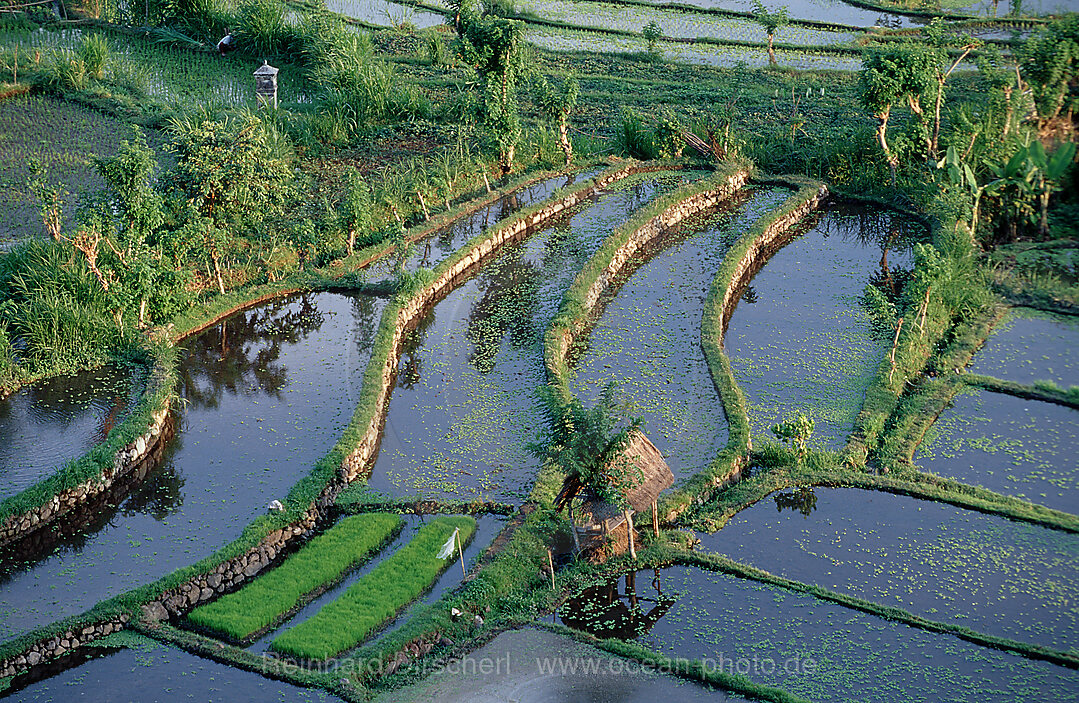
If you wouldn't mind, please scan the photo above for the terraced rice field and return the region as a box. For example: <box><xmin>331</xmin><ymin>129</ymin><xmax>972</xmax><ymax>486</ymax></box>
<box><xmin>916</xmin><ymin>388</ymin><xmax>1079</xmax><ymax>513</ymax></box>
<box><xmin>697</xmin><ymin>487</ymin><xmax>1079</xmax><ymax>651</ymax></box>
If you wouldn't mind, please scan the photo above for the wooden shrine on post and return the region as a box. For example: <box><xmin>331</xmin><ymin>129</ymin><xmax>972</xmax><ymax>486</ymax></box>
<box><xmin>254</xmin><ymin>61</ymin><xmax>278</xmax><ymax>109</ymax></box>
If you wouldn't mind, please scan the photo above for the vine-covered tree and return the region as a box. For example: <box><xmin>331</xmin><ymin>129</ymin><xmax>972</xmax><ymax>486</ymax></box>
<box><xmin>533</xmin><ymin>74</ymin><xmax>579</xmax><ymax>165</ymax></box>
<box><xmin>456</xmin><ymin>14</ymin><xmax>528</xmax><ymax>174</ymax></box>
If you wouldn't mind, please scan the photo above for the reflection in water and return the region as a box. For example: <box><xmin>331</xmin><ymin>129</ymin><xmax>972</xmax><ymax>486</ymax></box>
<box><xmin>466</xmin><ymin>246</ymin><xmax>542</xmax><ymax>373</ymax></box>
<box><xmin>559</xmin><ymin>570</ymin><xmax>677</xmax><ymax>640</ymax></box>
<box><xmin>773</xmin><ymin>486</ymin><xmax>817</xmax><ymax>517</ymax></box>
<box><xmin>178</xmin><ymin>295</ymin><xmax>326</xmax><ymax>410</ymax></box>
<box><xmin>0</xmin><ymin>292</ymin><xmax>387</xmax><ymax>644</ymax></box>
<box><xmin>0</xmin><ymin>364</ymin><xmax>145</xmax><ymax>500</ymax></box>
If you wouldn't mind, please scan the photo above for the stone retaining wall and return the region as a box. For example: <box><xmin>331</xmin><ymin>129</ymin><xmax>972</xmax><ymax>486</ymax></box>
<box><xmin>339</xmin><ymin>161</ymin><xmax>667</xmax><ymax>482</ymax></box>
<box><xmin>0</xmin><ymin>396</ymin><xmax>172</xmax><ymax>549</ymax></box>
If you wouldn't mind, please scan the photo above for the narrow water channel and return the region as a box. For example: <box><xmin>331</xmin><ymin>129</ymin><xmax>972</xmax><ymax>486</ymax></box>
<box><xmin>361</xmin><ymin>171</ymin><xmax>699</xmax><ymax>503</ymax></box>
<box><xmin>568</xmin><ymin>186</ymin><xmax>789</xmax><ymax>479</ymax></box>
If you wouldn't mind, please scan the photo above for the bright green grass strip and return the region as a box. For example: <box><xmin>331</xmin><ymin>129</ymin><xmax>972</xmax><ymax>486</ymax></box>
<box><xmin>270</xmin><ymin>515</ymin><xmax>477</xmax><ymax>661</ymax></box>
<box><xmin>186</xmin><ymin>513</ymin><xmax>403</xmax><ymax>640</ymax></box>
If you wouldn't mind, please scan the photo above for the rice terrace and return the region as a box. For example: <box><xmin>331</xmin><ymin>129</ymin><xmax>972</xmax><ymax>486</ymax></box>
<box><xmin>0</xmin><ymin>0</ymin><xmax>1076</xmax><ymax>696</ymax></box>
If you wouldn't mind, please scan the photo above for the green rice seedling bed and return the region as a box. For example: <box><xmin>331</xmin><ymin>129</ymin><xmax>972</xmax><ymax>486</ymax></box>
<box><xmin>270</xmin><ymin>515</ymin><xmax>476</xmax><ymax>660</ymax></box>
<box><xmin>186</xmin><ymin>513</ymin><xmax>403</xmax><ymax>641</ymax></box>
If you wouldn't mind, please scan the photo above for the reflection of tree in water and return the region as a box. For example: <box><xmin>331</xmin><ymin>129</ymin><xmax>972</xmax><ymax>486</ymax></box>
<box><xmin>742</xmin><ymin>285</ymin><xmax>759</xmax><ymax>304</ymax></box>
<box><xmin>122</xmin><ymin>458</ymin><xmax>185</xmax><ymax>521</ymax></box>
<box><xmin>398</xmin><ymin>307</ymin><xmax>436</xmax><ymax>389</ymax></box>
<box><xmin>465</xmin><ymin>246</ymin><xmax>541</xmax><ymax>373</ymax></box>
<box><xmin>774</xmin><ymin>486</ymin><xmax>817</xmax><ymax>517</ymax></box>
<box><xmin>820</xmin><ymin>204</ymin><xmax>925</xmax><ymax>249</ymax></box>
<box><xmin>349</xmin><ymin>293</ymin><xmax>384</xmax><ymax>356</ymax></box>
<box><xmin>560</xmin><ymin>569</ymin><xmax>677</xmax><ymax>640</ymax></box>
<box><xmin>178</xmin><ymin>294</ymin><xmax>326</xmax><ymax>410</ymax></box>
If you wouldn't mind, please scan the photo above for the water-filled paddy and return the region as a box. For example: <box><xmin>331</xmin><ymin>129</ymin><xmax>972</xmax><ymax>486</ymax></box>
<box><xmin>558</xmin><ymin>565</ymin><xmax>1079</xmax><ymax>702</ymax></box>
<box><xmin>969</xmin><ymin>307</ymin><xmax>1079</xmax><ymax>389</ymax></box>
<box><xmin>376</xmin><ymin>627</ymin><xmax>735</xmax><ymax>703</ymax></box>
<box><xmin>630</xmin><ymin>0</ymin><xmax>919</xmax><ymax>27</ymax></box>
<box><xmin>513</xmin><ymin>0</ymin><xmax>859</xmax><ymax>44</ymax></box>
<box><xmin>724</xmin><ymin>204</ymin><xmax>921</xmax><ymax>449</ymax></box>
<box><xmin>916</xmin><ymin>388</ymin><xmax>1079</xmax><ymax>513</ymax></box>
<box><xmin>568</xmin><ymin>187</ymin><xmax>790</xmax><ymax>479</ymax></box>
<box><xmin>362</xmin><ymin>172</ymin><xmax>697</xmax><ymax>502</ymax></box>
<box><xmin>524</xmin><ymin>25</ymin><xmax>863</xmax><ymax>70</ymax></box>
<box><xmin>0</xmin><ymin>292</ymin><xmax>386</xmax><ymax>643</ymax></box>
<box><xmin>247</xmin><ymin>513</ymin><xmax>504</xmax><ymax>653</ymax></box>
<box><xmin>326</xmin><ymin>0</ymin><xmax>446</xmax><ymax>28</ymax></box>
<box><xmin>366</xmin><ymin>169</ymin><xmax>602</xmax><ymax>280</ymax></box>
<box><xmin>698</xmin><ymin>487</ymin><xmax>1079</xmax><ymax>651</ymax></box>
<box><xmin>0</xmin><ymin>364</ymin><xmax>144</xmax><ymax>501</ymax></box>
<box><xmin>1</xmin><ymin>635</ymin><xmax>342</xmax><ymax>702</ymax></box>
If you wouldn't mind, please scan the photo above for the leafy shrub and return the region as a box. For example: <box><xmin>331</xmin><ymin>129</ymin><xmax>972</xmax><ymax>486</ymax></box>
<box><xmin>613</xmin><ymin>107</ymin><xmax>657</xmax><ymax>160</ymax></box>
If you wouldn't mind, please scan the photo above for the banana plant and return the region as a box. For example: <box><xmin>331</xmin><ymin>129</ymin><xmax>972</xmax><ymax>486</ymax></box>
<box><xmin>936</xmin><ymin>144</ymin><xmax>985</xmax><ymax>239</ymax></box>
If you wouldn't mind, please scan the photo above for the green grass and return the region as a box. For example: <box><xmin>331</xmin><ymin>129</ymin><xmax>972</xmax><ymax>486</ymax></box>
<box><xmin>270</xmin><ymin>515</ymin><xmax>476</xmax><ymax>660</ymax></box>
<box><xmin>186</xmin><ymin>513</ymin><xmax>403</xmax><ymax>641</ymax></box>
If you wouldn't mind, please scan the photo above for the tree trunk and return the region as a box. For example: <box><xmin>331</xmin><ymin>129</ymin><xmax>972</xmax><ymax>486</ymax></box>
<box><xmin>767</xmin><ymin>34</ymin><xmax>776</xmax><ymax>65</ymax></box>
<box><xmin>558</xmin><ymin>118</ymin><xmax>572</xmax><ymax>165</ymax></box>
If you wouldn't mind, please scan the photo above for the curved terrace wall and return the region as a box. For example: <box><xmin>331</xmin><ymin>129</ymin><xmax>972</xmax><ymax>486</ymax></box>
<box><xmin>0</xmin><ymin>158</ymin><xmax>668</xmax><ymax>680</ymax></box>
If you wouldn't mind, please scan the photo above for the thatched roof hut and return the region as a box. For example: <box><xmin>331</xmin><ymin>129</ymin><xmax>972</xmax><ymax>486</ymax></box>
<box><xmin>564</xmin><ymin>430</ymin><xmax>674</xmax><ymax>562</ymax></box>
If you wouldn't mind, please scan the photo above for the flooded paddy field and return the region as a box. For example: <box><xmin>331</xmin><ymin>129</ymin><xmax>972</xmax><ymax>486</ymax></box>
<box><xmin>558</xmin><ymin>565</ymin><xmax>1078</xmax><ymax>702</ymax></box>
<box><xmin>568</xmin><ymin>186</ymin><xmax>790</xmax><ymax>479</ymax></box>
<box><xmin>362</xmin><ymin>171</ymin><xmax>698</xmax><ymax>503</ymax></box>
<box><xmin>1</xmin><ymin>634</ymin><xmax>342</xmax><ymax>702</ymax></box>
<box><xmin>698</xmin><ymin>487</ymin><xmax>1079</xmax><ymax>651</ymax></box>
<box><xmin>0</xmin><ymin>292</ymin><xmax>386</xmax><ymax>643</ymax></box>
<box><xmin>0</xmin><ymin>364</ymin><xmax>144</xmax><ymax>501</ymax></box>
<box><xmin>916</xmin><ymin>388</ymin><xmax>1079</xmax><ymax>513</ymax></box>
<box><xmin>969</xmin><ymin>307</ymin><xmax>1079</xmax><ymax>389</ymax></box>
<box><xmin>724</xmin><ymin>204</ymin><xmax>921</xmax><ymax>449</ymax></box>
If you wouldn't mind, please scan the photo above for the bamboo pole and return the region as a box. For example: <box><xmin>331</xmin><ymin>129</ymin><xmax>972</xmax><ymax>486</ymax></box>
<box><xmin>547</xmin><ymin>548</ymin><xmax>556</xmax><ymax>590</ymax></box>
<box><xmin>651</xmin><ymin>501</ymin><xmax>659</xmax><ymax>539</ymax></box>
<box><xmin>457</xmin><ymin>529</ymin><xmax>465</xmax><ymax>578</ymax></box>
<box><xmin>624</xmin><ymin>509</ymin><xmax>636</xmax><ymax>560</ymax></box>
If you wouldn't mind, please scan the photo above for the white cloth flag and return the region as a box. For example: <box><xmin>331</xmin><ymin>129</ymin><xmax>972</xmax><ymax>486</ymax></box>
<box><xmin>437</xmin><ymin>527</ymin><xmax>459</xmax><ymax>559</ymax></box>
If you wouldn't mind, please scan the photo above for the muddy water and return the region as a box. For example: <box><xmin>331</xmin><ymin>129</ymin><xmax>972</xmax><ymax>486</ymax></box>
<box><xmin>969</xmin><ymin>307</ymin><xmax>1079</xmax><ymax>389</ymax></box>
<box><xmin>246</xmin><ymin>514</ymin><xmax>505</xmax><ymax>653</ymax></box>
<box><xmin>916</xmin><ymin>388</ymin><xmax>1079</xmax><ymax>512</ymax></box>
<box><xmin>724</xmin><ymin>204</ymin><xmax>922</xmax><ymax>450</ymax></box>
<box><xmin>377</xmin><ymin>627</ymin><xmax>738</xmax><ymax>703</ymax></box>
<box><xmin>366</xmin><ymin>169</ymin><xmax>604</xmax><ymax>280</ymax></box>
<box><xmin>2</xmin><ymin>635</ymin><xmax>342</xmax><ymax>702</ymax></box>
<box><xmin>555</xmin><ymin>565</ymin><xmax>1078</xmax><ymax>703</ymax></box>
<box><xmin>698</xmin><ymin>487</ymin><xmax>1079</xmax><ymax>651</ymax></box>
<box><xmin>568</xmin><ymin>187</ymin><xmax>790</xmax><ymax>480</ymax></box>
<box><xmin>0</xmin><ymin>364</ymin><xmax>145</xmax><ymax>501</ymax></box>
<box><xmin>0</xmin><ymin>292</ymin><xmax>387</xmax><ymax>644</ymax></box>
<box><xmin>361</xmin><ymin>172</ymin><xmax>698</xmax><ymax>503</ymax></box>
